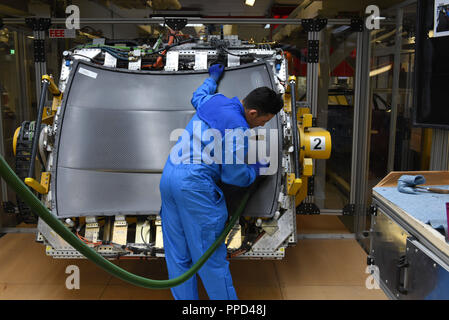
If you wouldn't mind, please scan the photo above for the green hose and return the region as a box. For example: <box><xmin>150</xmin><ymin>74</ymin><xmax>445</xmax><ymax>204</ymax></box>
<box><xmin>0</xmin><ymin>155</ymin><xmax>250</xmax><ymax>289</ymax></box>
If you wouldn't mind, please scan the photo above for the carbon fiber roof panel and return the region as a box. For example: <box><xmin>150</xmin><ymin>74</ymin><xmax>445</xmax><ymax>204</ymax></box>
<box><xmin>52</xmin><ymin>60</ymin><xmax>282</xmax><ymax>218</ymax></box>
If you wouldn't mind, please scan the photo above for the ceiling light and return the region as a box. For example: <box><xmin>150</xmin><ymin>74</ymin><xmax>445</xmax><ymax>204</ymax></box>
<box><xmin>264</xmin><ymin>24</ymin><xmax>270</xmax><ymax>29</ymax></box>
<box><xmin>159</xmin><ymin>23</ymin><xmax>204</xmax><ymax>27</ymax></box>
<box><xmin>245</xmin><ymin>0</ymin><xmax>255</xmax><ymax>6</ymax></box>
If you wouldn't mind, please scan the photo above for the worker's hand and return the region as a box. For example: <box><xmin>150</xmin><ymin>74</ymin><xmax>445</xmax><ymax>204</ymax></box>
<box><xmin>209</xmin><ymin>63</ymin><xmax>225</xmax><ymax>83</ymax></box>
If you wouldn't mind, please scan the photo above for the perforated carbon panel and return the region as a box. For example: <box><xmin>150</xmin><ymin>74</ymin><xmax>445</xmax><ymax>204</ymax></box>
<box><xmin>52</xmin><ymin>60</ymin><xmax>282</xmax><ymax>218</ymax></box>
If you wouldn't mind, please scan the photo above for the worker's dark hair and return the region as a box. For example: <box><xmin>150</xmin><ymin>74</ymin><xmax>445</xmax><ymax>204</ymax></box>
<box><xmin>243</xmin><ymin>87</ymin><xmax>284</xmax><ymax>115</ymax></box>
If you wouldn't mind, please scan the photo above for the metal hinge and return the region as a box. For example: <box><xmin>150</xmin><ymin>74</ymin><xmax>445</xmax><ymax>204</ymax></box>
<box><xmin>342</xmin><ymin>203</ymin><xmax>355</xmax><ymax>216</ymax></box>
<box><xmin>296</xmin><ymin>202</ymin><xmax>320</xmax><ymax>215</ymax></box>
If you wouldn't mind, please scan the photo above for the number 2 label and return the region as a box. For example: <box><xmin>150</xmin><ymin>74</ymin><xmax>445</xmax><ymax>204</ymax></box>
<box><xmin>310</xmin><ymin>136</ymin><xmax>325</xmax><ymax>151</ymax></box>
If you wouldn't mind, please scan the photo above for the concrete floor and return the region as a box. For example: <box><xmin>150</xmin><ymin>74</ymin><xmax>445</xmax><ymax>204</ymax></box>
<box><xmin>0</xmin><ymin>216</ymin><xmax>387</xmax><ymax>300</ymax></box>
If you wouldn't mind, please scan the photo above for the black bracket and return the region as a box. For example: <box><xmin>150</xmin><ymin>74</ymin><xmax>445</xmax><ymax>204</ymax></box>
<box><xmin>369</xmin><ymin>205</ymin><xmax>378</xmax><ymax>216</ymax></box>
<box><xmin>343</xmin><ymin>203</ymin><xmax>355</xmax><ymax>216</ymax></box>
<box><xmin>296</xmin><ymin>202</ymin><xmax>320</xmax><ymax>215</ymax></box>
<box><xmin>307</xmin><ymin>175</ymin><xmax>314</xmax><ymax>196</ymax></box>
<box><xmin>25</xmin><ymin>18</ymin><xmax>51</xmax><ymax>63</ymax></box>
<box><xmin>0</xmin><ymin>18</ymin><xmax>4</xmax><ymax>30</ymax></box>
<box><xmin>307</xmin><ymin>40</ymin><xmax>319</xmax><ymax>63</ymax></box>
<box><xmin>367</xmin><ymin>255</ymin><xmax>375</xmax><ymax>266</ymax></box>
<box><xmin>25</xmin><ymin>17</ymin><xmax>51</xmax><ymax>31</ymax></box>
<box><xmin>33</xmin><ymin>39</ymin><xmax>46</xmax><ymax>63</ymax></box>
<box><xmin>350</xmin><ymin>17</ymin><xmax>364</xmax><ymax>32</ymax></box>
<box><xmin>164</xmin><ymin>18</ymin><xmax>188</xmax><ymax>31</ymax></box>
<box><xmin>301</xmin><ymin>18</ymin><xmax>328</xmax><ymax>32</ymax></box>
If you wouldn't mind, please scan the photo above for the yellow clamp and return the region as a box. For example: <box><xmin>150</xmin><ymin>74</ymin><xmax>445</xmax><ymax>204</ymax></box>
<box><xmin>286</xmin><ymin>173</ymin><xmax>302</xmax><ymax>196</ymax></box>
<box><xmin>13</xmin><ymin>127</ymin><xmax>20</xmax><ymax>156</ymax></box>
<box><xmin>303</xmin><ymin>158</ymin><xmax>313</xmax><ymax>176</ymax></box>
<box><xmin>42</xmin><ymin>75</ymin><xmax>61</xmax><ymax>96</ymax></box>
<box><xmin>302</xmin><ymin>114</ymin><xmax>313</xmax><ymax>128</ymax></box>
<box><xmin>42</xmin><ymin>101</ymin><xmax>59</xmax><ymax>124</ymax></box>
<box><xmin>25</xmin><ymin>172</ymin><xmax>51</xmax><ymax>194</ymax></box>
<box><xmin>283</xmin><ymin>93</ymin><xmax>292</xmax><ymax>113</ymax></box>
<box><xmin>41</xmin><ymin>75</ymin><xmax>62</xmax><ymax>124</ymax></box>
<box><xmin>295</xmin><ymin>176</ymin><xmax>309</xmax><ymax>207</ymax></box>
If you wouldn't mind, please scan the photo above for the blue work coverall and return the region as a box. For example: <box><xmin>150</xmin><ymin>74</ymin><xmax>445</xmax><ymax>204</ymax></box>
<box><xmin>159</xmin><ymin>77</ymin><xmax>257</xmax><ymax>300</ymax></box>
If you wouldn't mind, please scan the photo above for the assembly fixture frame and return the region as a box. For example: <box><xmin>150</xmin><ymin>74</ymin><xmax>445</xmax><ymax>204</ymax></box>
<box><xmin>0</xmin><ymin>11</ymin><xmax>417</xmax><ymax>258</ymax></box>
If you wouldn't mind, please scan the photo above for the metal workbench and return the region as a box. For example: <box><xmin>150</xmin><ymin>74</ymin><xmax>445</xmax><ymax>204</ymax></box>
<box><xmin>369</xmin><ymin>171</ymin><xmax>449</xmax><ymax>299</ymax></box>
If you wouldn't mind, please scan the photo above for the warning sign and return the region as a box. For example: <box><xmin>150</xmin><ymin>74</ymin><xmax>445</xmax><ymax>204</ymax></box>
<box><xmin>49</xmin><ymin>29</ymin><xmax>76</xmax><ymax>39</ymax></box>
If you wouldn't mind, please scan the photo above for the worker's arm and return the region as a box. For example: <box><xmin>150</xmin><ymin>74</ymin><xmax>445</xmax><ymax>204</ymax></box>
<box><xmin>191</xmin><ymin>64</ymin><xmax>225</xmax><ymax>110</ymax></box>
<box><xmin>220</xmin><ymin>128</ymin><xmax>257</xmax><ymax>187</ymax></box>
<box><xmin>191</xmin><ymin>78</ymin><xmax>218</xmax><ymax>110</ymax></box>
